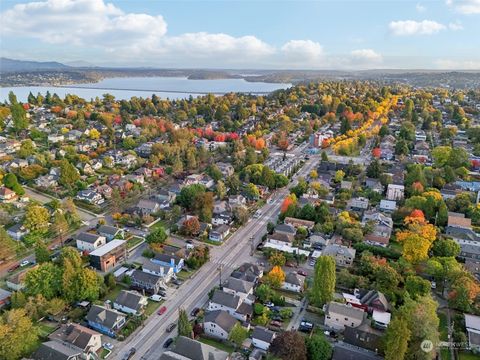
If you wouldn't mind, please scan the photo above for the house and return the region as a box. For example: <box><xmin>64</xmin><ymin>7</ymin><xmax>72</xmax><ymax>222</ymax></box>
<box><xmin>251</xmin><ymin>326</ymin><xmax>276</xmax><ymax>351</ymax></box>
<box><xmin>35</xmin><ymin>174</ymin><xmax>59</xmax><ymax>188</ymax></box>
<box><xmin>222</xmin><ymin>276</ymin><xmax>255</xmax><ymax>303</ymax></box>
<box><xmin>284</xmin><ymin>217</ymin><xmax>315</xmax><ymax>230</ymax></box>
<box><xmin>365</xmin><ymin>178</ymin><xmax>384</xmax><ymax>193</ymax></box>
<box><xmin>212</xmin><ymin>212</ymin><xmax>233</xmax><ymax>226</ymax></box>
<box><xmin>75</xmin><ymin>232</ymin><xmax>107</xmax><ymax>252</ymax></box>
<box><xmin>344</xmin><ymin>320</ymin><xmax>384</xmax><ymax>353</ymax></box>
<box><xmin>207</xmin><ymin>289</ymin><xmax>251</xmax><ymax>321</ymax></box>
<box><xmin>228</xmin><ymin>194</ymin><xmax>247</xmax><ymax>208</ymax></box>
<box><xmin>359</xmin><ymin>290</ymin><xmax>391</xmax><ymax>313</ymax></box>
<box><xmin>76</xmin><ymin>189</ymin><xmax>104</xmax><ymax>205</ymax></box>
<box><xmin>379</xmin><ymin>200</ymin><xmax>397</xmax><ymax>212</ymax></box>
<box><xmin>217</xmin><ymin>162</ymin><xmax>235</xmax><ymax>177</ymax></box>
<box><xmin>322</xmin><ymin>244</ymin><xmax>356</xmax><ymax>267</ymax></box>
<box><xmin>135</xmin><ymin>199</ymin><xmax>160</xmax><ymax>215</ymax></box>
<box><xmin>130</xmin><ymin>269</ymin><xmax>164</xmax><ymax>295</ymax></box>
<box><xmin>448</xmin><ymin>212</ymin><xmax>472</xmax><ymax>230</ymax></box>
<box><xmin>0</xmin><ymin>186</ymin><xmax>17</xmax><ymax>203</ymax></box>
<box><xmin>465</xmin><ymin>313</ymin><xmax>480</xmax><ymax>350</ymax></box>
<box><xmin>324</xmin><ymin>302</ymin><xmax>366</xmax><ymax>331</ymax></box>
<box><xmin>6</xmin><ymin>267</ymin><xmax>31</xmax><ymax>291</ymax></box>
<box><xmin>97</xmin><ymin>225</ymin><xmax>125</xmax><ymax>241</ymax></box>
<box><xmin>203</xmin><ymin>310</ymin><xmax>238</xmax><ymax>340</ymax></box>
<box><xmin>151</xmin><ymin>253</ymin><xmax>184</xmax><ymax>274</ymax></box>
<box><xmin>386</xmin><ymin>184</ymin><xmax>404</xmax><ymax>201</ymax></box>
<box><xmin>209</xmin><ymin>225</ymin><xmax>231</xmax><ymax>242</ymax></box>
<box><xmin>231</xmin><ymin>263</ymin><xmax>264</xmax><ymax>284</ymax></box>
<box><xmin>113</xmin><ymin>290</ymin><xmax>148</xmax><ymax>316</ymax></box>
<box><xmin>159</xmin><ymin>336</ymin><xmax>229</xmax><ymax>360</ymax></box>
<box><xmin>348</xmin><ymin>197</ymin><xmax>370</xmax><ymax>211</ymax></box>
<box><xmin>89</xmin><ymin>240</ymin><xmax>127</xmax><ymax>272</ymax></box>
<box><xmin>86</xmin><ymin>305</ymin><xmax>126</xmax><ymax>338</ymax></box>
<box><xmin>0</xmin><ymin>288</ymin><xmax>12</xmax><ymax>309</ymax></box>
<box><xmin>48</xmin><ymin>323</ymin><xmax>102</xmax><ymax>357</ymax></box>
<box><xmin>141</xmin><ymin>261</ymin><xmax>174</xmax><ymax>283</ymax></box>
<box><xmin>33</xmin><ymin>341</ymin><xmax>82</xmax><ymax>360</ymax></box>
<box><xmin>372</xmin><ymin>309</ymin><xmax>391</xmax><ymax>329</ymax></box>
<box><xmin>332</xmin><ymin>345</ymin><xmax>383</xmax><ymax>360</ymax></box>
<box><xmin>282</xmin><ymin>272</ymin><xmax>305</xmax><ymax>293</ymax></box>
<box><xmin>7</xmin><ymin>223</ymin><xmax>29</xmax><ymax>241</ymax></box>
<box><xmin>274</xmin><ymin>223</ymin><xmax>297</xmax><ymax>237</ymax></box>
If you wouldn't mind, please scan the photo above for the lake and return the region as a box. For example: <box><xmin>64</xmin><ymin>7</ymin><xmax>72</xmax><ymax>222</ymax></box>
<box><xmin>0</xmin><ymin>76</ymin><xmax>291</xmax><ymax>102</ymax></box>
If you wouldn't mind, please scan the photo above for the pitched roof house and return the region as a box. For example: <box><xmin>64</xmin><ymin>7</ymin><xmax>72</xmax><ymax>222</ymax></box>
<box><xmin>203</xmin><ymin>310</ymin><xmax>238</xmax><ymax>340</ymax></box>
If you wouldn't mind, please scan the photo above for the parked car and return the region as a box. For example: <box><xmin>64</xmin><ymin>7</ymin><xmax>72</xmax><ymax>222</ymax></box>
<box><xmin>163</xmin><ymin>338</ymin><xmax>174</xmax><ymax>348</ymax></box>
<box><xmin>103</xmin><ymin>343</ymin><xmax>114</xmax><ymax>351</ymax></box>
<box><xmin>172</xmin><ymin>279</ymin><xmax>183</xmax><ymax>286</ymax></box>
<box><xmin>265</xmin><ymin>302</ymin><xmax>274</xmax><ymax>308</ymax></box>
<box><xmin>299</xmin><ymin>320</ymin><xmax>314</xmax><ymax>332</ymax></box>
<box><xmin>20</xmin><ymin>260</ymin><xmax>30</xmax><ymax>267</ymax></box>
<box><xmin>150</xmin><ymin>294</ymin><xmax>163</xmax><ymax>302</ymax></box>
<box><xmin>297</xmin><ymin>270</ymin><xmax>307</xmax><ymax>276</ymax></box>
<box><xmin>286</xmin><ymin>262</ymin><xmax>297</xmax><ymax>268</ymax></box>
<box><xmin>158</xmin><ymin>291</ymin><xmax>167</xmax><ymax>297</ymax></box>
<box><xmin>431</xmin><ymin>281</ymin><xmax>436</xmax><ymax>289</ymax></box>
<box><xmin>270</xmin><ymin>320</ymin><xmax>283</xmax><ymax>327</ymax></box>
<box><xmin>158</xmin><ymin>306</ymin><xmax>167</xmax><ymax>315</ymax></box>
<box><xmin>190</xmin><ymin>307</ymin><xmax>200</xmax><ymax>317</ymax></box>
<box><xmin>186</xmin><ymin>239</ymin><xmax>193</xmax><ymax>244</ymax></box>
<box><xmin>166</xmin><ymin>323</ymin><xmax>177</xmax><ymax>332</ymax></box>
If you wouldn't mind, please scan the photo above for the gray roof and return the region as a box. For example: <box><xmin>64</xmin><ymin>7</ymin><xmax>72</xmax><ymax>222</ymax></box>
<box><xmin>98</xmin><ymin>225</ymin><xmax>121</xmax><ymax>236</ymax></box>
<box><xmin>154</xmin><ymin>253</ymin><xmax>182</xmax><ymax>265</ymax></box>
<box><xmin>284</xmin><ymin>272</ymin><xmax>304</xmax><ymax>286</ymax></box>
<box><xmin>169</xmin><ymin>336</ymin><xmax>229</xmax><ymax>360</ymax></box>
<box><xmin>332</xmin><ymin>345</ymin><xmax>383</xmax><ymax>360</ymax></box>
<box><xmin>76</xmin><ymin>232</ymin><xmax>103</xmax><ymax>244</ymax></box>
<box><xmin>210</xmin><ymin>289</ymin><xmax>241</xmax><ymax>309</ymax></box>
<box><xmin>326</xmin><ymin>302</ymin><xmax>365</xmax><ymax>321</ymax></box>
<box><xmin>130</xmin><ymin>269</ymin><xmax>163</xmax><ymax>286</ymax></box>
<box><xmin>323</xmin><ymin>244</ymin><xmax>356</xmax><ymax>258</ymax></box>
<box><xmin>274</xmin><ymin>223</ymin><xmax>296</xmax><ymax>235</ymax></box>
<box><xmin>204</xmin><ymin>310</ymin><xmax>237</xmax><ymax>333</ymax></box>
<box><xmin>85</xmin><ymin>305</ymin><xmax>125</xmax><ymax>329</ymax></box>
<box><xmin>223</xmin><ymin>277</ymin><xmax>254</xmax><ymax>294</ymax></box>
<box><xmin>33</xmin><ymin>340</ymin><xmax>82</xmax><ymax>360</ymax></box>
<box><xmin>114</xmin><ymin>290</ymin><xmax>145</xmax><ymax>311</ymax></box>
<box><xmin>359</xmin><ymin>290</ymin><xmax>390</xmax><ymax>311</ymax></box>
<box><xmin>49</xmin><ymin>323</ymin><xmax>100</xmax><ymax>351</ymax></box>
<box><xmin>252</xmin><ymin>326</ymin><xmax>275</xmax><ymax>343</ymax></box>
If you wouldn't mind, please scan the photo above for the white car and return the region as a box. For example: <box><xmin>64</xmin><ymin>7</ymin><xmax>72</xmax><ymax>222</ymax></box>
<box><xmin>150</xmin><ymin>294</ymin><xmax>163</xmax><ymax>302</ymax></box>
<box><xmin>103</xmin><ymin>343</ymin><xmax>114</xmax><ymax>350</ymax></box>
<box><xmin>431</xmin><ymin>281</ymin><xmax>436</xmax><ymax>289</ymax></box>
<box><xmin>20</xmin><ymin>260</ymin><xmax>30</xmax><ymax>267</ymax></box>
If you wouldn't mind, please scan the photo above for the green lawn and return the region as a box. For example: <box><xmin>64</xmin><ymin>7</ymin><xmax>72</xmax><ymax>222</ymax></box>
<box><xmin>176</xmin><ymin>269</ymin><xmax>194</xmax><ymax>281</ymax></box>
<box><xmin>144</xmin><ymin>299</ymin><xmax>162</xmax><ymax>316</ymax></box>
<box><xmin>127</xmin><ymin>236</ymin><xmax>144</xmax><ymax>249</ymax></box>
<box><xmin>103</xmin><ymin>284</ymin><xmax>125</xmax><ymax>302</ymax></box>
<box><xmin>149</xmin><ymin>220</ymin><xmax>168</xmax><ymax>232</ymax></box>
<box><xmin>198</xmin><ymin>336</ymin><xmax>235</xmax><ymax>353</ymax></box>
<box><xmin>273</xmin><ymin>288</ymin><xmax>304</xmax><ymax>301</ymax></box>
<box><xmin>37</xmin><ymin>323</ymin><xmax>56</xmax><ymax>338</ymax></box>
<box><xmin>438</xmin><ymin>312</ymin><xmax>449</xmax><ymax>341</ymax></box>
<box><xmin>100</xmin><ymin>348</ymin><xmax>112</xmax><ymax>359</ymax></box>
<box><xmin>458</xmin><ymin>351</ymin><xmax>479</xmax><ymax>360</ymax></box>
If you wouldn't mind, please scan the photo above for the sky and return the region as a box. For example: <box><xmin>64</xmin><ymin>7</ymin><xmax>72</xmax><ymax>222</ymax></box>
<box><xmin>0</xmin><ymin>0</ymin><xmax>479</xmax><ymax>70</ymax></box>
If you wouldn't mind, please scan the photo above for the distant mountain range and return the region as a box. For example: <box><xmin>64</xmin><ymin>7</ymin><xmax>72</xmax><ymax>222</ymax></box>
<box><xmin>0</xmin><ymin>57</ymin><xmax>73</xmax><ymax>72</ymax></box>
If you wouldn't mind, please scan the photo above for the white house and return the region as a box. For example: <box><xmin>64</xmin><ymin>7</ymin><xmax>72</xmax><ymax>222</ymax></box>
<box><xmin>207</xmin><ymin>289</ymin><xmax>251</xmax><ymax>321</ymax></box>
<box><xmin>113</xmin><ymin>290</ymin><xmax>148</xmax><ymax>316</ymax></box>
<box><xmin>282</xmin><ymin>272</ymin><xmax>305</xmax><ymax>293</ymax></box>
<box><xmin>251</xmin><ymin>326</ymin><xmax>276</xmax><ymax>351</ymax></box>
<box><xmin>141</xmin><ymin>261</ymin><xmax>174</xmax><ymax>283</ymax></box>
<box><xmin>222</xmin><ymin>277</ymin><xmax>255</xmax><ymax>304</ymax></box>
<box><xmin>203</xmin><ymin>310</ymin><xmax>238</xmax><ymax>340</ymax></box>
<box><xmin>465</xmin><ymin>313</ymin><xmax>480</xmax><ymax>350</ymax></box>
<box><xmin>324</xmin><ymin>302</ymin><xmax>365</xmax><ymax>331</ymax></box>
<box><xmin>386</xmin><ymin>184</ymin><xmax>404</xmax><ymax>201</ymax></box>
<box><xmin>76</xmin><ymin>232</ymin><xmax>107</xmax><ymax>252</ymax></box>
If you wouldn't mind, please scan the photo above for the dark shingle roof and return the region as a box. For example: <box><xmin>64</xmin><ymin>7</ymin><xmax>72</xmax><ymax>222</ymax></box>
<box><xmin>170</xmin><ymin>336</ymin><xmax>229</xmax><ymax>360</ymax></box>
<box><xmin>76</xmin><ymin>232</ymin><xmax>103</xmax><ymax>244</ymax></box>
<box><xmin>33</xmin><ymin>341</ymin><xmax>82</xmax><ymax>360</ymax></box>
<box><xmin>85</xmin><ymin>305</ymin><xmax>125</xmax><ymax>329</ymax></box>
<box><xmin>223</xmin><ymin>277</ymin><xmax>254</xmax><ymax>294</ymax></box>
<box><xmin>204</xmin><ymin>310</ymin><xmax>237</xmax><ymax>333</ymax></box>
<box><xmin>252</xmin><ymin>326</ymin><xmax>275</xmax><ymax>343</ymax></box>
<box><xmin>114</xmin><ymin>290</ymin><xmax>144</xmax><ymax>311</ymax></box>
<box><xmin>210</xmin><ymin>290</ymin><xmax>241</xmax><ymax>309</ymax></box>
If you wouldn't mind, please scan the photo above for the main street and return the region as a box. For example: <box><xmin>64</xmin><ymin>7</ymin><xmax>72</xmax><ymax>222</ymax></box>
<box><xmin>114</xmin><ymin>153</ymin><xmax>321</xmax><ymax>360</ymax></box>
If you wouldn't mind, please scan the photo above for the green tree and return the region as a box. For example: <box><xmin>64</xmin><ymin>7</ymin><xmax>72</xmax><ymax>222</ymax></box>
<box><xmin>51</xmin><ymin>211</ymin><xmax>69</xmax><ymax>244</ymax></box>
<box><xmin>384</xmin><ymin>317</ymin><xmax>410</xmax><ymax>360</ymax></box>
<box><xmin>25</xmin><ymin>262</ymin><xmax>62</xmax><ymax>299</ymax></box>
<box><xmin>311</xmin><ymin>256</ymin><xmax>336</xmax><ymax>306</ymax></box>
<box><xmin>34</xmin><ymin>240</ymin><xmax>51</xmax><ymax>264</ymax></box>
<box><xmin>3</xmin><ymin>173</ymin><xmax>25</xmax><ymax>195</ymax></box>
<box><xmin>305</xmin><ymin>333</ymin><xmax>333</xmax><ymax>360</ymax></box>
<box><xmin>59</xmin><ymin>159</ymin><xmax>80</xmax><ymax>189</ymax></box>
<box><xmin>216</xmin><ymin>180</ymin><xmax>227</xmax><ymax>200</ymax></box>
<box><xmin>146</xmin><ymin>226</ymin><xmax>168</xmax><ymax>244</ymax></box>
<box><xmin>0</xmin><ymin>227</ymin><xmax>17</xmax><ymax>262</ymax></box>
<box><xmin>437</xmin><ymin>201</ymin><xmax>448</xmax><ymax>226</ymax></box>
<box><xmin>0</xmin><ymin>309</ymin><xmax>39</xmax><ymax>360</ymax></box>
<box><xmin>17</xmin><ymin>139</ymin><xmax>35</xmax><ymax>158</ymax></box>
<box><xmin>432</xmin><ymin>238</ymin><xmax>460</xmax><ymax>257</ymax></box>
<box><xmin>177</xmin><ymin>184</ymin><xmax>206</xmax><ymax>210</ymax></box>
<box><xmin>11</xmin><ymin>103</ymin><xmax>29</xmax><ymax>133</ymax></box>
<box><xmin>270</xmin><ymin>331</ymin><xmax>307</xmax><ymax>360</ymax></box>
<box><xmin>228</xmin><ymin>322</ymin><xmax>248</xmax><ymax>348</ymax></box>
<box><xmin>178</xmin><ymin>308</ymin><xmax>193</xmax><ymax>338</ymax></box>
<box><xmin>206</xmin><ymin>164</ymin><xmax>222</xmax><ymax>182</ymax></box>
<box><xmin>405</xmin><ymin>275</ymin><xmax>431</xmax><ymax>299</ymax></box>
<box><xmin>244</xmin><ymin>183</ymin><xmax>260</xmax><ymax>200</ymax></box>
<box><xmin>24</xmin><ymin>204</ymin><xmax>50</xmax><ymax>234</ymax></box>
<box><xmin>255</xmin><ymin>284</ymin><xmax>273</xmax><ymax>302</ymax></box>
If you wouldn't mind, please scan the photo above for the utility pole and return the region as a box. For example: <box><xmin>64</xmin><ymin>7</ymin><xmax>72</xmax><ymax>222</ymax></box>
<box><xmin>218</xmin><ymin>265</ymin><xmax>223</xmax><ymax>288</ymax></box>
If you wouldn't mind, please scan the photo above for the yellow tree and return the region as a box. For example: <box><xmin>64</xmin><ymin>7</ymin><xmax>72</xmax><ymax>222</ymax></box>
<box><xmin>266</xmin><ymin>266</ymin><xmax>286</xmax><ymax>288</ymax></box>
<box><xmin>397</xmin><ymin>211</ymin><xmax>437</xmax><ymax>264</ymax></box>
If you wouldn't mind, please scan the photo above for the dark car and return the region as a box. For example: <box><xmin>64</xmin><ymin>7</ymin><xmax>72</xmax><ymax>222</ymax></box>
<box><xmin>172</xmin><ymin>279</ymin><xmax>183</xmax><ymax>286</ymax></box>
<box><xmin>158</xmin><ymin>291</ymin><xmax>167</xmax><ymax>297</ymax></box>
<box><xmin>123</xmin><ymin>348</ymin><xmax>136</xmax><ymax>360</ymax></box>
<box><xmin>164</xmin><ymin>338</ymin><xmax>174</xmax><ymax>348</ymax></box>
<box><xmin>166</xmin><ymin>323</ymin><xmax>177</xmax><ymax>332</ymax></box>
<box><xmin>190</xmin><ymin>307</ymin><xmax>200</xmax><ymax>317</ymax></box>
<box><xmin>186</xmin><ymin>239</ymin><xmax>193</xmax><ymax>244</ymax></box>
<box><xmin>297</xmin><ymin>270</ymin><xmax>307</xmax><ymax>276</ymax></box>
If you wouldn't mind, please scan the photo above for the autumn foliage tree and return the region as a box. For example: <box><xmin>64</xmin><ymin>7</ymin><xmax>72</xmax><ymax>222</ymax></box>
<box><xmin>182</xmin><ymin>217</ymin><xmax>201</xmax><ymax>236</ymax></box>
<box><xmin>266</xmin><ymin>266</ymin><xmax>286</xmax><ymax>288</ymax></box>
<box><xmin>281</xmin><ymin>193</ymin><xmax>297</xmax><ymax>213</ymax></box>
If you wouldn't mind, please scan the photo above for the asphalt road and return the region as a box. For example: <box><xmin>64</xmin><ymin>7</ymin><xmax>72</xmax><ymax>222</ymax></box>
<box><xmin>114</xmin><ymin>154</ymin><xmax>321</xmax><ymax>360</ymax></box>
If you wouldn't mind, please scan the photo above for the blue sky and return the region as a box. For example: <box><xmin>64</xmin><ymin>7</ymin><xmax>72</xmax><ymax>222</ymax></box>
<box><xmin>1</xmin><ymin>0</ymin><xmax>479</xmax><ymax>69</ymax></box>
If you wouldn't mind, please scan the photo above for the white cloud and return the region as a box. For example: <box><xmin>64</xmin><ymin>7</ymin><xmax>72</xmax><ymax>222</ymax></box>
<box><xmin>446</xmin><ymin>0</ymin><xmax>480</xmax><ymax>14</ymax></box>
<box><xmin>281</xmin><ymin>40</ymin><xmax>324</xmax><ymax>63</ymax></box>
<box><xmin>350</xmin><ymin>49</ymin><xmax>383</xmax><ymax>63</ymax></box>
<box><xmin>448</xmin><ymin>21</ymin><xmax>464</xmax><ymax>30</ymax></box>
<box><xmin>416</xmin><ymin>3</ymin><xmax>427</xmax><ymax>12</ymax></box>
<box><xmin>435</xmin><ymin>59</ymin><xmax>480</xmax><ymax>69</ymax></box>
<box><xmin>389</xmin><ymin>20</ymin><xmax>446</xmax><ymax>35</ymax></box>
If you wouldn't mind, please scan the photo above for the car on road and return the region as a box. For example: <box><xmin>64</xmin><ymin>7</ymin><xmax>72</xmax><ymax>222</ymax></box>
<box><xmin>163</xmin><ymin>338</ymin><xmax>174</xmax><ymax>348</ymax></box>
<box><xmin>166</xmin><ymin>323</ymin><xmax>177</xmax><ymax>332</ymax></box>
<box><xmin>103</xmin><ymin>343</ymin><xmax>114</xmax><ymax>350</ymax></box>
<box><xmin>297</xmin><ymin>270</ymin><xmax>307</xmax><ymax>276</ymax></box>
<box><xmin>158</xmin><ymin>306</ymin><xmax>167</xmax><ymax>315</ymax></box>
<box><xmin>123</xmin><ymin>347</ymin><xmax>136</xmax><ymax>360</ymax></box>
<box><xmin>253</xmin><ymin>210</ymin><xmax>262</xmax><ymax>218</ymax></box>
<box><xmin>20</xmin><ymin>260</ymin><xmax>30</xmax><ymax>267</ymax></box>
<box><xmin>190</xmin><ymin>307</ymin><xmax>200</xmax><ymax>317</ymax></box>
<box><xmin>149</xmin><ymin>294</ymin><xmax>163</xmax><ymax>302</ymax></box>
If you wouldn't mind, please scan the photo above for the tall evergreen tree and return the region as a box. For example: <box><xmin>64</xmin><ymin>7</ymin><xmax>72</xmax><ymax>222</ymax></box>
<box><xmin>310</xmin><ymin>256</ymin><xmax>336</xmax><ymax>306</ymax></box>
